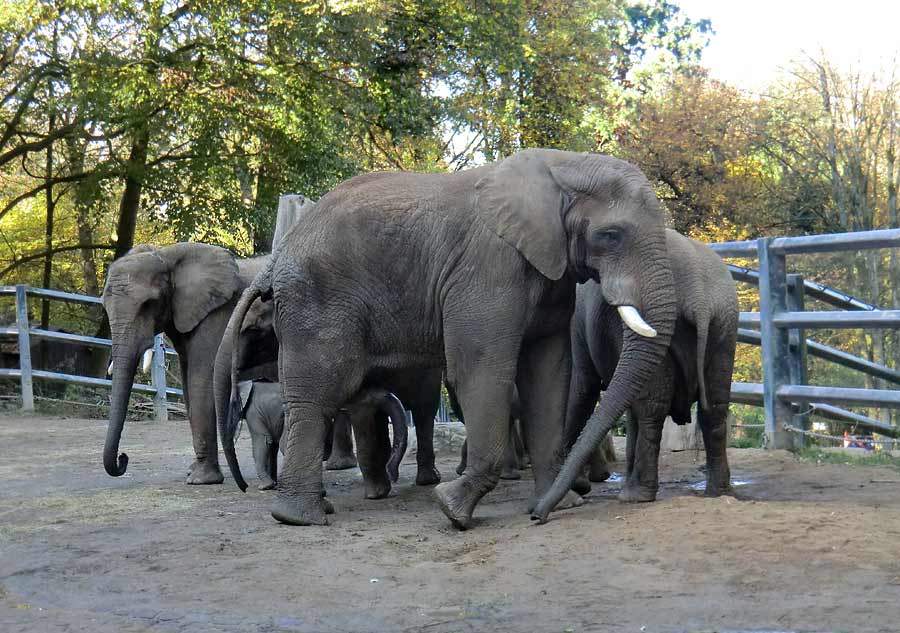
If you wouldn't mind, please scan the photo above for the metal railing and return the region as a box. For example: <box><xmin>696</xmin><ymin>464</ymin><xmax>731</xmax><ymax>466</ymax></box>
<box><xmin>0</xmin><ymin>284</ymin><xmax>181</xmax><ymax>421</ymax></box>
<box><xmin>711</xmin><ymin>228</ymin><xmax>900</xmax><ymax>447</ymax></box>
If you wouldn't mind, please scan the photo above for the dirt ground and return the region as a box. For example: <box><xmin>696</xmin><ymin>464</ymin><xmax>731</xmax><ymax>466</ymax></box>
<box><xmin>1</xmin><ymin>414</ymin><xmax>899</xmax><ymax>633</ymax></box>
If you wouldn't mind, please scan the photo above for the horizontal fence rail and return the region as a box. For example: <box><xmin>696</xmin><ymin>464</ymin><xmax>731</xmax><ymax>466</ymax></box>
<box><xmin>718</xmin><ymin>230</ymin><xmax>900</xmax><ymax>447</ymax></box>
<box><xmin>0</xmin><ymin>285</ymin><xmax>180</xmax><ymax>420</ymax></box>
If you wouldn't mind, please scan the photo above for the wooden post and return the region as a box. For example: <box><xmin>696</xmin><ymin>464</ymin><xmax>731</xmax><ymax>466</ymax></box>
<box><xmin>786</xmin><ymin>274</ymin><xmax>809</xmax><ymax>446</ymax></box>
<box><xmin>151</xmin><ymin>334</ymin><xmax>168</xmax><ymax>422</ymax></box>
<box><xmin>15</xmin><ymin>285</ymin><xmax>34</xmax><ymax>411</ymax></box>
<box><xmin>758</xmin><ymin>238</ymin><xmax>794</xmax><ymax>450</ymax></box>
<box><xmin>272</xmin><ymin>195</ymin><xmax>314</xmax><ymax>251</ymax></box>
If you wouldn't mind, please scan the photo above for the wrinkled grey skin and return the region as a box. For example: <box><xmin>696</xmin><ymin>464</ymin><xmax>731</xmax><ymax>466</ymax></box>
<box><xmin>563</xmin><ymin>230</ymin><xmax>738</xmax><ymax>503</ymax></box>
<box><xmin>101</xmin><ymin>242</ymin><xmax>269</xmax><ymax>484</ymax></box>
<box><xmin>224</xmin><ymin>149</ymin><xmax>676</xmax><ymax>529</ymax></box>
<box><xmin>211</xmin><ymin>197</ymin><xmax>364</xmax><ymax>471</ymax></box>
<box><xmin>452</xmin><ymin>385</ymin><xmax>526</xmax><ymax>481</ymax></box>
<box><xmin>213</xmin><ymin>292</ymin><xmax>446</xmax><ymax>484</ymax></box>
<box><xmin>238</xmin><ymin>380</ymin><xmax>409</xmax><ymax>497</ymax></box>
<box><xmin>238</xmin><ymin>381</ymin><xmax>284</xmax><ymax>490</ymax></box>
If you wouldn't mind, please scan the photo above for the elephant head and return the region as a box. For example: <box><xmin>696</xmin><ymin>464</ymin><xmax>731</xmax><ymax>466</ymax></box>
<box><xmin>101</xmin><ymin>242</ymin><xmax>242</xmax><ymax>477</ymax></box>
<box><xmin>474</xmin><ymin>149</ymin><xmax>677</xmax><ymax>521</ymax></box>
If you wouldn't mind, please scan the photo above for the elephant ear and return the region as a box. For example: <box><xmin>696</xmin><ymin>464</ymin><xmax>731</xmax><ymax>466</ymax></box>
<box><xmin>474</xmin><ymin>149</ymin><xmax>570</xmax><ymax>280</ymax></box>
<box><xmin>162</xmin><ymin>242</ymin><xmax>243</xmax><ymax>333</ymax></box>
<box><xmin>237</xmin><ymin>381</ymin><xmax>253</xmax><ymax>416</ymax></box>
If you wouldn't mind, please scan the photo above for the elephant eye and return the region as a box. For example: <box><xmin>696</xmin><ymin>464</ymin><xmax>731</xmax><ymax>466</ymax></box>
<box><xmin>591</xmin><ymin>228</ymin><xmax>624</xmax><ymax>252</ymax></box>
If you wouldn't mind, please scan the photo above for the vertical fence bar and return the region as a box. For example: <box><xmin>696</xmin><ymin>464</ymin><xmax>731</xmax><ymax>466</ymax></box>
<box><xmin>151</xmin><ymin>334</ymin><xmax>168</xmax><ymax>422</ymax></box>
<box><xmin>758</xmin><ymin>239</ymin><xmax>793</xmax><ymax>449</ymax></box>
<box><xmin>786</xmin><ymin>274</ymin><xmax>809</xmax><ymax>447</ymax></box>
<box><xmin>15</xmin><ymin>285</ymin><xmax>35</xmax><ymax>411</ymax></box>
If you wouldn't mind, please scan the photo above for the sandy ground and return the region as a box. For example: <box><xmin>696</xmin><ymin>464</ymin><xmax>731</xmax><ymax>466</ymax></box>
<box><xmin>1</xmin><ymin>413</ymin><xmax>899</xmax><ymax>633</ymax></box>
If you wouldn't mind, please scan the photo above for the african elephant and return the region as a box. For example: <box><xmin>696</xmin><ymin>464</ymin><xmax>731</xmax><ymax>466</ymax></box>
<box><xmin>102</xmin><ymin>242</ymin><xmax>270</xmax><ymax>484</ymax></box>
<box><xmin>237</xmin><ymin>381</ymin><xmax>284</xmax><ymax>490</ymax></box>
<box><xmin>562</xmin><ymin>229</ymin><xmax>738</xmax><ymax>503</ymax></box>
<box><xmin>213</xmin><ymin>286</ymin><xmax>447</xmax><ymax>485</ymax></box>
<box><xmin>236</xmin><ymin>380</ymin><xmax>409</xmax><ymax>496</ymax></box>
<box><xmin>224</xmin><ymin>149</ymin><xmax>676</xmax><ymax>529</ymax></box>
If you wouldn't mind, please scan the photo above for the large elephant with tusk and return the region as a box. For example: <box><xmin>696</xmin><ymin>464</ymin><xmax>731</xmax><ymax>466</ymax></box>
<box><xmin>220</xmin><ymin>149</ymin><xmax>677</xmax><ymax>529</ymax></box>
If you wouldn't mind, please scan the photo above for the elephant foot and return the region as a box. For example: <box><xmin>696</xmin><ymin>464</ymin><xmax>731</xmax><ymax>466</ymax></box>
<box><xmin>257</xmin><ymin>477</ymin><xmax>276</xmax><ymax>491</ymax></box>
<box><xmin>499</xmin><ymin>467</ymin><xmax>521</xmax><ymax>481</ymax></box>
<box><xmin>571</xmin><ymin>475</ymin><xmax>592</xmax><ymax>496</ymax></box>
<box><xmin>186</xmin><ymin>461</ymin><xmax>224</xmax><ymax>485</ymax></box>
<box><xmin>271</xmin><ymin>493</ymin><xmax>331</xmax><ymax>526</ymax></box>
<box><xmin>618</xmin><ymin>483</ymin><xmax>656</xmax><ymax>503</ymax></box>
<box><xmin>434</xmin><ymin>477</ymin><xmax>491</xmax><ymax>530</ymax></box>
<box><xmin>704</xmin><ymin>478</ymin><xmax>732</xmax><ymax>498</ymax></box>
<box><xmin>588</xmin><ymin>465</ymin><xmax>611</xmax><ymax>483</ymax></box>
<box><xmin>415</xmin><ymin>465</ymin><xmax>442</xmax><ymax>486</ymax></box>
<box><xmin>325</xmin><ymin>454</ymin><xmax>358</xmax><ymax>471</ymax></box>
<box><xmin>364</xmin><ymin>476</ymin><xmax>392</xmax><ymax>500</ymax></box>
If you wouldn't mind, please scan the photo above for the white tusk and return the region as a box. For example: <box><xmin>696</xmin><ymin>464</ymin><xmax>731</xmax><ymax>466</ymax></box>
<box><xmin>617</xmin><ymin>305</ymin><xmax>657</xmax><ymax>338</ymax></box>
<box><xmin>142</xmin><ymin>349</ymin><xmax>154</xmax><ymax>373</ymax></box>
<box><xmin>107</xmin><ymin>361</ymin><xmax>114</xmax><ymax>376</ymax></box>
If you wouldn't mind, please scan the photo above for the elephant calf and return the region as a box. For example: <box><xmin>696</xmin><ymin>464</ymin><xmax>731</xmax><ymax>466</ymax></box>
<box><xmin>565</xmin><ymin>229</ymin><xmax>738</xmax><ymax>503</ymax></box>
<box><xmin>237</xmin><ymin>381</ymin><xmax>284</xmax><ymax>490</ymax></box>
<box><xmin>225</xmin><ymin>376</ymin><xmax>411</xmax><ymax>503</ymax></box>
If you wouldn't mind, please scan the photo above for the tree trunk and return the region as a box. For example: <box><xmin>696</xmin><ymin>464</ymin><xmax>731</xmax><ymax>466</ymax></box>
<box><xmin>113</xmin><ymin>125</ymin><xmax>149</xmax><ymax>260</ymax></box>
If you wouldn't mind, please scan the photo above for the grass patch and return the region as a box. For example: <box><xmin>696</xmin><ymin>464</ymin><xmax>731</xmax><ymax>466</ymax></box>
<box><xmin>0</xmin><ymin>487</ymin><xmax>199</xmax><ymax>537</ymax></box>
<box><xmin>798</xmin><ymin>447</ymin><xmax>900</xmax><ymax>473</ymax></box>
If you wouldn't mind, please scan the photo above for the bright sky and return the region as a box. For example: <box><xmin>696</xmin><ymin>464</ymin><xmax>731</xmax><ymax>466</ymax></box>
<box><xmin>674</xmin><ymin>0</ymin><xmax>900</xmax><ymax>90</ymax></box>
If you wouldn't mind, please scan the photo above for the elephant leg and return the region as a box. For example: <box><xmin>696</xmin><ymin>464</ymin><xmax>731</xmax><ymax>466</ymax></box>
<box><xmin>183</xmin><ymin>345</ymin><xmax>224</xmax><ymax>485</ymax></box>
<box><xmin>456</xmin><ymin>438</ymin><xmax>468</xmax><ymax>476</ymax></box>
<box><xmin>564</xmin><ymin>353</ymin><xmax>602</xmax><ymax>496</ymax></box>
<box><xmin>325</xmin><ymin>412</ymin><xmax>358</xmax><ymax>471</ymax></box>
<box><xmin>347</xmin><ymin>410</ymin><xmax>392</xmax><ymax>500</ymax></box>
<box><xmin>698</xmin><ymin>403</ymin><xmax>732</xmax><ymax>496</ymax></box>
<box><xmin>252</xmin><ymin>436</ymin><xmax>276</xmax><ymax>491</ymax></box>
<box><xmin>413</xmin><ymin>403</ymin><xmax>441</xmax><ymax>486</ymax></box>
<box><xmin>499</xmin><ymin>416</ymin><xmax>521</xmax><ymax>480</ymax></box>
<box><xmin>624</xmin><ymin>411</ymin><xmax>637</xmax><ymax>477</ymax></box>
<box><xmin>514</xmin><ymin>420</ymin><xmax>528</xmax><ymax>468</ymax></box>
<box><xmin>517</xmin><ymin>333</ymin><xmax>582</xmax><ymax>513</ymax></box>
<box><xmin>433</xmin><ymin>374</ymin><xmax>514</xmax><ymax>530</ymax></box>
<box><xmin>271</xmin><ymin>401</ymin><xmax>334</xmax><ymax>525</ymax></box>
<box><xmin>588</xmin><ymin>434</ymin><xmax>614</xmax><ymax>483</ymax></box>
<box><xmin>620</xmin><ymin>405</ymin><xmax>665</xmax><ymax>503</ymax></box>
<box><xmin>268</xmin><ymin>441</ymin><xmax>279</xmax><ymax>483</ymax></box>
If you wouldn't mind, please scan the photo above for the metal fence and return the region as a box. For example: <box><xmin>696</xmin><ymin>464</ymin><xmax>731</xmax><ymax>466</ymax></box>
<box><xmin>0</xmin><ymin>285</ymin><xmax>181</xmax><ymax>421</ymax></box>
<box><xmin>3</xmin><ymin>228</ymin><xmax>900</xmax><ymax>445</ymax></box>
<box><xmin>711</xmin><ymin>228</ymin><xmax>900</xmax><ymax>448</ymax></box>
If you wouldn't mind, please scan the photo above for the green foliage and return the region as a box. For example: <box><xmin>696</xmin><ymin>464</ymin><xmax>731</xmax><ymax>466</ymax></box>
<box><xmin>798</xmin><ymin>447</ymin><xmax>900</xmax><ymax>473</ymax></box>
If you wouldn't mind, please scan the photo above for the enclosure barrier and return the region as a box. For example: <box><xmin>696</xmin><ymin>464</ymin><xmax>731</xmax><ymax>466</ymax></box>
<box><xmin>711</xmin><ymin>228</ymin><xmax>900</xmax><ymax>448</ymax></box>
<box><xmin>4</xmin><ymin>228</ymin><xmax>900</xmax><ymax>444</ymax></box>
<box><xmin>0</xmin><ymin>285</ymin><xmax>181</xmax><ymax>421</ymax></box>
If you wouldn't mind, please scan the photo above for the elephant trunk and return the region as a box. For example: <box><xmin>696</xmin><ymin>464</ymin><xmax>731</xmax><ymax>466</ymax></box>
<box><xmin>218</xmin><ymin>286</ymin><xmax>261</xmax><ymax>492</ymax></box>
<box><xmin>104</xmin><ymin>344</ymin><xmax>141</xmax><ymax>477</ymax></box>
<box><xmin>532</xmin><ymin>241</ymin><xmax>676</xmax><ymax>522</ymax></box>
<box><xmin>380</xmin><ymin>391</ymin><xmax>409</xmax><ymax>483</ymax></box>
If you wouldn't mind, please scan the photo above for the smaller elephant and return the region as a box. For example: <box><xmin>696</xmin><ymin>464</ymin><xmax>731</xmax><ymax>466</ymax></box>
<box><xmin>237</xmin><ymin>381</ymin><xmax>284</xmax><ymax>490</ymax></box>
<box><xmin>565</xmin><ymin>229</ymin><xmax>737</xmax><ymax>503</ymax></box>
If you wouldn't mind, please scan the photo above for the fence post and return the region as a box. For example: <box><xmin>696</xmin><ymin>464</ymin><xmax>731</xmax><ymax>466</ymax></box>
<box><xmin>15</xmin><ymin>285</ymin><xmax>34</xmax><ymax>411</ymax></box>
<box><xmin>151</xmin><ymin>334</ymin><xmax>168</xmax><ymax>422</ymax></box>
<box><xmin>758</xmin><ymin>238</ymin><xmax>794</xmax><ymax>450</ymax></box>
<box><xmin>786</xmin><ymin>274</ymin><xmax>809</xmax><ymax>446</ymax></box>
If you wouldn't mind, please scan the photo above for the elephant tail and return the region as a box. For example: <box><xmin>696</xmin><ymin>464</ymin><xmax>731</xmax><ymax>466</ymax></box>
<box><xmin>355</xmin><ymin>388</ymin><xmax>408</xmax><ymax>483</ymax></box>
<box><xmin>220</xmin><ymin>284</ymin><xmax>265</xmax><ymax>492</ymax></box>
<box><xmin>383</xmin><ymin>392</ymin><xmax>409</xmax><ymax>483</ymax></box>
